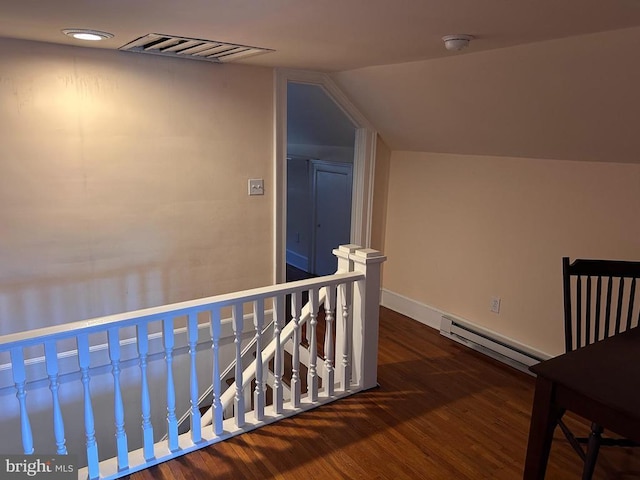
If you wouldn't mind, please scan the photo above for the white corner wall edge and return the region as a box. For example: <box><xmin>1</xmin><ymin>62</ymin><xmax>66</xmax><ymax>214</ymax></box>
<box><xmin>380</xmin><ymin>289</ymin><xmax>552</xmax><ymax>374</ymax></box>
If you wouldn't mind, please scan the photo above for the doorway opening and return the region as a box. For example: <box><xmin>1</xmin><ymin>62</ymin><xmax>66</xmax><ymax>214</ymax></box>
<box><xmin>274</xmin><ymin>70</ymin><xmax>377</xmax><ymax>284</ymax></box>
<box><xmin>285</xmin><ymin>82</ymin><xmax>356</xmax><ymax>280</ymax></box>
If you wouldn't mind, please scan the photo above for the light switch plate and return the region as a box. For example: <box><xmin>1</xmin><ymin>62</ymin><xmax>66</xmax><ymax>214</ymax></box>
<box><xmin>490</xmin><ymin>296</ymin><xmax>501</xmax><ymax>314</ymax></box>
<box><xmin>248</xmin><ymin>179</ymin><xmax>264</xmax><ymax>196</ymax></box>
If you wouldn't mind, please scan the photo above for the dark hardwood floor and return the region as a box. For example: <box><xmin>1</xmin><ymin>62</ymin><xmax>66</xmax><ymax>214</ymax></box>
<box><xmin>286</xmin><ymin>264</ymin><xmax>316</xmax><ymax>282</ymax></box>
<box><xmin>130</xmin><ymin>307</ymin><xmax>639</xmax><ymax>479</ymax></box>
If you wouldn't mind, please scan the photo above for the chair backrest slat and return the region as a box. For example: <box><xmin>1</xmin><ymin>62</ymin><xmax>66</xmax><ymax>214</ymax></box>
<box><xmin>604</xmin><ymin>276</ymin><xmax>613</xmax><ymax>340</ymax></box>
<box><xmin>595</xmin><ymin>276</ymin><xmax>602</xmax><ymax>342</ymax></box>
<box><xmin>576</xmin><ymin>275</ymin><xmax>583</xmax><ymax>348</ymax></box>
<box><xmin>585</xmin><ymin>276</ymin><xmax>592</xmax><ymax>346</ymax></box>
<box><xmin>628</xmin><ymin>278</ymin><xmax>637</xmax><ymax>332</ymax></box>
<box><xmin>615</xmin><ymin>278</ymin><xmax>625</xmax><ymax>335</ymax></box>
<box><xmin>563</xmin><ymin>257</ymin><xmax>640</xmax><ymax>352</ymax></box>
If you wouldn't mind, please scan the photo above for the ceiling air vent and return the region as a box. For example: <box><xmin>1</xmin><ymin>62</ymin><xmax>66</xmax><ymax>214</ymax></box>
<box><xmin>119</xmin><ymin>33</ymin><xmax>273</xmax><ymax>63</ymax></box>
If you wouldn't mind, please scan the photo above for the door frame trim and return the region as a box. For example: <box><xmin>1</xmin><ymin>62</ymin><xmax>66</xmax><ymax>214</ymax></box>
<box><xmin>274</xmin><ymin>68</ymin><xmax>377</xmax><ymax>283</ymax></box>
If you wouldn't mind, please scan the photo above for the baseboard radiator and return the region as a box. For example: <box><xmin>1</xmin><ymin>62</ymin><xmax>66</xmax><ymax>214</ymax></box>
<box><xmin>440</xmin><ymin>315</ymin><xmax>545</xmax><ymax>374</ymax></box>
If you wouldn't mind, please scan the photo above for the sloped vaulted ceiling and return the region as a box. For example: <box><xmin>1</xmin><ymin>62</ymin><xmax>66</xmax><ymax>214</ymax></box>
<box><xmin>333</xmin><ymin>26</ymin><xmax>640</xmax><ymax>164</ymax></box>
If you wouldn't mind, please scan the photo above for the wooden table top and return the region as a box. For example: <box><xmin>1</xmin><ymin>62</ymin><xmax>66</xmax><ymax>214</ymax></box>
<box><xmin>530</xmin><ymin>327</ymin><xmax>640</xmax><ymax>423</ymax></box>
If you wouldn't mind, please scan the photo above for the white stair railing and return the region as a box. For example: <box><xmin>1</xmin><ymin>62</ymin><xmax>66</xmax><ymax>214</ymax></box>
<box><xmin>0</xmin><ymin>245</ymin><xmax>385</xmax><ymax>480</ymax></box>
<box><xmin>175</xmin><ymin>283</ymin><xmax>328</xmax><ymax>436</ymax></box>
<box><xmin>199</xmin><ymin>286</ymin><xmax>329</xmax><ymax>429</ymax></box>
<box><xmin>179</xmin><ymin>282</ymin><xmax>328</xmax><ymax>432</ymax></box>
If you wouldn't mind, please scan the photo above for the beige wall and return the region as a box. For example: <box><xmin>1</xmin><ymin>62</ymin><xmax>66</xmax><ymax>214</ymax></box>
<box><xmin>371</xmin><ymin>135</ymin><xmax>390</xmax><ymax>254</ymax></box>
<box><xmin>383</xmin><ymin>151</ymin><xmax>640</xmax><ymax>356</ymax></box>
<box><xmin>336</xmin><ymin>25</ymin><xmax>640</xmax><ymax>356</ymax></box>
<box><xmin>0</xmin><ymin>38</ymin><xmax>274</xmax><ymax>335</ymax></box>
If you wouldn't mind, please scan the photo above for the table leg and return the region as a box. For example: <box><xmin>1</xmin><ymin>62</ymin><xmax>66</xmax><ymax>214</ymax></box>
<box><xmin>523</xmin><ymin>376</ymin><xmax>561</xmax><ymax>480</ymax></box>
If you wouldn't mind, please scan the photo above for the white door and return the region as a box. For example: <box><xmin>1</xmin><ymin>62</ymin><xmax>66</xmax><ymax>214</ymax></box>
<box><xmin>311</xmin><ymin>161</ymin><xmax>353</xmax><ymax>276</ymax></box>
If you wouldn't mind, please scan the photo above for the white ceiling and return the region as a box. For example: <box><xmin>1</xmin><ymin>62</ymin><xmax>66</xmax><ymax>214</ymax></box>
<box><xmin>3</xmin><ymin>1</ymin><xmax>640</xmax><ymax>162</ymax></box>
<box><xmin>2</xmin><ymin>0</ymin><xmax>640</xmax><ymax>72</ymax></box>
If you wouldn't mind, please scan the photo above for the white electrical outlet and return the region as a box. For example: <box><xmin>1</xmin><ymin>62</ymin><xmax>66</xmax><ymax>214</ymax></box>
<box><xmin>490</xmin><ymin>297</ymin><xmax>501</xmax><ymax>314</ymax></box>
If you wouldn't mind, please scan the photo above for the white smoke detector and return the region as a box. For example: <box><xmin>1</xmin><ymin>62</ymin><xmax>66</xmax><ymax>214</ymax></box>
<box><xmin>442</xmin><ymin>34</ymin><xmax>474</xmax><ymax>51</ymax></box>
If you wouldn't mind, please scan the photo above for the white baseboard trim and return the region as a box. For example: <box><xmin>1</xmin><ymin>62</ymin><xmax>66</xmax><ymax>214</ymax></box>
<box><xmin>380</xmin><ymin>289</ymin><xmax>443</xmax><ymax>330</ymax></box>
<box><xmin>286</xmin><ymin>249</ymin><xmax>309</xmax><ymax>271</ymax></box>
<box><xmin>380</xmin><ymin>289</ymin><xmax>552</xmax><ymax>371</ymax></box>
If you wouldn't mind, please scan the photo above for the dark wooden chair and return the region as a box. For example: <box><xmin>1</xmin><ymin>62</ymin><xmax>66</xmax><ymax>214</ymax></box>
<box><xmin>560</xmin><ymin>257</ymin><xmax>640</xmax><ymax>479</ymax></box>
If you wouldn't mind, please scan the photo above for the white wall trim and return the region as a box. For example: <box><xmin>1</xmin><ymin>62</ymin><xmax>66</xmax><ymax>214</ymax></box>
<box><xmin>273</xmin><ymin>69</ymin><xmax>288</xmax><ymax>284</ymax></box>
<box><xmin>380</xmin><ymin>289</ymin><xmax>443</xmax><ymax>329</ymax></box>
<box><xmin>380</xmin><ymin>289</ymin><xmax>552</xmax><ymax>362</ymax></box>
<box><xmin>285</xmin><ymin>249</ymin><xmax>309</xmax><ymax>271</ymax></box>
<box><xmin>274</xmin><ymin>68</ymin><xmax>377</xmax><ymax>283</ymax></box>
<box><xmin>276</xmin><ymin>69</ymin><xmax>375</xmax><ymax>131</ymax></box>
<box><xmin>352</xmin><ymin>128</ymin><xmax>377</xmax><ymax>248</ymax></box>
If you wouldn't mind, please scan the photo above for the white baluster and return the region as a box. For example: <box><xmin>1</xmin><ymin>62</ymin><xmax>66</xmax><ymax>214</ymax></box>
<box><xmin>323</xmin><ymin>287</ymin><xmax>336</xmax><ymax>397</ymax></box>
<box><xmin>291</xmin><ymin>291</ymin><xmax>302</xmax><ymax>407</ymax></box>
<box><xmin>332</xmin><ymin>245</ymin><xmax>358</xmax><ymax>390</ymax></box>
<box><xmin>188</xmin><ymin>312</ymin><xmax>202</xmax><ymax>443</ymax></box>
<box><xmin>10</xmin><ymin>347</ymin><xmax>34</xmax><ymax>455</ymax></box>
<box><xmin>136</xmin><ymin>323</ymin><xmax>154</xmax><ymax>461</ymax></box>
<box><xmin>253</xmin><ymin>298</ymin><xmax>265</xmax><ymax>421</ymax></box>
<box><xmin>232</xmin><ymin>304</ymin><xmax>245</xmax><ymax>427</ymax></box>
<box><xmin>163</xmin><ymin>318</ymin><xmax>179</xmax><ymax>452</ymax></box>
<box><xmin>44</xmin><ymin>341</ymin><xmax>67</xmax><ymax>454</ymax></box>
<box><xmin>338</xmin><ymin>283</ymin><xmax>352</xmax><ymax>392</ymax></box>
<box><xmin>77</xmin><ymin>334</ymin><xmax>99</xmax><ymax>479</ymax></box>
<box><xmin>308</xmin><ymin>288</ymin><xmax>319</xmax><ymax>402</ymax></box>
<box><xmin>273</xmin><ymin>295</ymin><xmax>285</xmax><ymax>414</ymax></box>
<box><xmin>210</xmin><ymin>308</ymin><xmax>223</xmax><ymax>435</ymax></box>
<box><xmin>108</xmin><ymin>328</ymin><xmax>128</xmax><ymax>470</ymax></box>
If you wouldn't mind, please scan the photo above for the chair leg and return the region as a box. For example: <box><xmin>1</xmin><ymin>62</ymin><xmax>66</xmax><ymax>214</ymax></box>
<box><xmin>582</xmin><ymin>422</ymin><xmax>604</xmax><ymax>480</ymax></box>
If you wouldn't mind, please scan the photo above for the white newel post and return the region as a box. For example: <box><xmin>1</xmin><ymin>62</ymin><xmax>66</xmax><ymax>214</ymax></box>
<box><xmin>351</xmin><ymin>248</ymin><xmax>386</xmax><ymax>390</ymax></box>
<box><xmin>333</xmin><ymin>244</ymin><xmax>360</xmax><ymax>272</ymax></box>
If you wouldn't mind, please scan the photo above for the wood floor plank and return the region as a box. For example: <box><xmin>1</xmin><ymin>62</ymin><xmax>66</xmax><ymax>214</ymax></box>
<box><xmin>127</xmin><ymin>306</ymin><xmax>639</xmax><ymax>479</ymax></box>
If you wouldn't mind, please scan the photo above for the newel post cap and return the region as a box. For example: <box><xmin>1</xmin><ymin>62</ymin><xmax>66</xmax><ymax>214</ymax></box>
<box><xmin>352</xmin><ymin>248</ymin><xmax>386</xmax><ymax>264</ymax></box>
<box><xmin>333</xmin><ymin>244</ymin><xmax>362</xmax><ymax>259</ymax></box>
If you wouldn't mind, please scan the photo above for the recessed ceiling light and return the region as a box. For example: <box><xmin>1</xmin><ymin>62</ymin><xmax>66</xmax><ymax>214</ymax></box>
<box><xmin>62</xmin><ymin>29</ymin><xmax>114</xmax><ymax>41</ymax></box>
